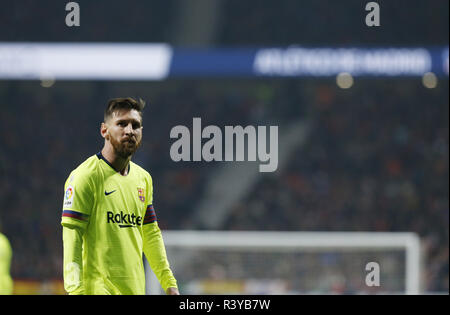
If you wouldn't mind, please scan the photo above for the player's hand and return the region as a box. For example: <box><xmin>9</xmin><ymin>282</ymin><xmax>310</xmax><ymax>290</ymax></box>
<box><xmin>166</xmin><ymin>287</ymin><xmax>180</xmax><ymax>295</ymax></box>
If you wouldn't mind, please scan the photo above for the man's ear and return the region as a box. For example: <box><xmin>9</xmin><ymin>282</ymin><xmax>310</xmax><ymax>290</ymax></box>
<box><xmin>101</xmin><ymin>122</ymin><xmax>109</xmax><ymax>140</ymax></box>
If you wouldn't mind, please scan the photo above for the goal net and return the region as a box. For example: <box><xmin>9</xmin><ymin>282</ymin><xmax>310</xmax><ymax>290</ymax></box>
<box><xmin>145</xmin><ymin>231</ymin><xmax>422</xmax><ymax>295</ymax></box>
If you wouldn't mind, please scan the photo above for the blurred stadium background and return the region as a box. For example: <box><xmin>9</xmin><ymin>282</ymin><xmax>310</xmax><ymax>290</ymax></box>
<box><xmin>0</xmin><ymin>0</ymin><xmax>448</xmax><ymax>294</ymax></box>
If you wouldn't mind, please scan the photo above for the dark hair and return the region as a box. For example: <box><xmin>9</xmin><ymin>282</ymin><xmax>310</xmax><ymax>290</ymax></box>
<box><xmin>104</xmin><ymin>97</ymin><xmax>146</xmax><ymax>122</ymax></box>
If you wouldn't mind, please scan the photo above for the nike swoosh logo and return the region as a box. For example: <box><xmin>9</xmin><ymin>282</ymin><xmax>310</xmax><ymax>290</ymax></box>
<box><xmin>105</xmin><ymin>190</ymin><xmax>116</xmax><ymax>196</ymax></box>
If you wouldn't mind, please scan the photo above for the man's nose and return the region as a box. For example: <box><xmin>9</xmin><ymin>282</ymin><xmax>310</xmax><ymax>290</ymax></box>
<box><xmin>124</xmin><ymin>123</ymin><xmax>134</xmax><ymax>134</ymax></box>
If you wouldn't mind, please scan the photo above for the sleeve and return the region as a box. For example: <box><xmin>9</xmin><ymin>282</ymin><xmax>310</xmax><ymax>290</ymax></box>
<box><xmin>0</xmin><ymin>234</ymin><xmax>13</xmax><ymax>295</ymax></box>
<box><xmin>60</xmin><ymin>169</ymin><xmax>95</xmax><ymax>294</ymax></box>
<box><xmin>61</xmin><ymin>170</ymin><xmax>94</xmax><ymax>231</ymax></box>
<box><xmin>142</xmin><ymin>175</ymin><xmax>178</xmax><ymax>292</ymax></box>
<box><xmin>62</xmin><ymin>227</ymin><xmax>84</xmax><ymax>294</ymax></box>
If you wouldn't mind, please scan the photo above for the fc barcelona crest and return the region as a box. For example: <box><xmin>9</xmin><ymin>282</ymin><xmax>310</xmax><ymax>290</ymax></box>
<box><xmin>137</xmin><ymin>188</ymin><xmax>145</xmax><ymax>203</ymax></box>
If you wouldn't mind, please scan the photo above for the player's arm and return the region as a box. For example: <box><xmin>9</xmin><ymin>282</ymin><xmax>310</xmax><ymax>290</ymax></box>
<box><xmin>61</xmin><ymin>208</ymin><xmax>90</xmax><ymax>295</ymax></box>
<box><xmin>60</xmin><ymin>170</ymin><xmax>94</xmax><ymax>295</ymax></box>
<box><xmin>62</xmin><ymin>226</ymin><xmax>84</xmax><ymax>295</ymax></box>
<box><xmin>0</xmin><ymin>234</ymin><xmax>13</xmax><ymax>295</ymax></box>
<box><xmin>142</xmin><ymin>205</ymin><xmax>179</xmax><ymax>295</ymax></box>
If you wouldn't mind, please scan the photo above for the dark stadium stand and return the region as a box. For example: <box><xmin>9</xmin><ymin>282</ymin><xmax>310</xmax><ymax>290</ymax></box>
<box><xmin>0</xmin><ymin>0</ymin><xmax>447</xmax><ymax>293</ymax></box>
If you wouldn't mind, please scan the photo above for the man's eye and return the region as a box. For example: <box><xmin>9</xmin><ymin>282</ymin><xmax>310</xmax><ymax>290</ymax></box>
<box><xmin>133</xmin><ymin>123</ymin><xmax>141</xmax><ymax>129</ymax></box>
<box><xmin>118</xmin><ymin>122</ymin><xmax>126</xmax><ymax>127</ymax></box>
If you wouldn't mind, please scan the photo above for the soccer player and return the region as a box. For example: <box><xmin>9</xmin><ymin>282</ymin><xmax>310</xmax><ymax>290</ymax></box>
<box><xmin>61</xmin><ymin>97</ymin><xmax>179</xmax><ymax>295</ymax></box>
<box><xmin>0</xmin><ymin>230</ymin><xmax>13</xmax><ymax>295</ymax></box>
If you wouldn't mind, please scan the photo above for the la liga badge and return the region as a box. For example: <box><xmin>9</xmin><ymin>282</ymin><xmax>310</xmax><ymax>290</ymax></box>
<box><xmin>64</xmin><ymin>185</ymin><xmax>74</xmax><ymax>207</ymax></box>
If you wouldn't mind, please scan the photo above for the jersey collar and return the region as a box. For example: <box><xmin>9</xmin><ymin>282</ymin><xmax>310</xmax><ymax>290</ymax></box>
<box><xmin>96</xmin><ymin>152</ymin><xmax>131</xmax><ymax>175</ymax></box>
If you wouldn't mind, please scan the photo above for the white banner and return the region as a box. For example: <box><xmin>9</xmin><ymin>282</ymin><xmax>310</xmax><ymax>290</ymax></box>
<box><xmin>0</xmin><ymin>43</ymin><xmax>172</xmax><ymax>80</ymax></box>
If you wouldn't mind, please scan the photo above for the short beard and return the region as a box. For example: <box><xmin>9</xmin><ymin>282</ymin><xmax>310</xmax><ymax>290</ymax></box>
<box><xmin>110</xmin><ymin>136</ymin><xmax>141</xmax><ymax>159</ymax></box>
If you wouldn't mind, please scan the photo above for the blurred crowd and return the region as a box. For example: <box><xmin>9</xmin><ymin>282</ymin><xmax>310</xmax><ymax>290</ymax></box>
<box><xmin>0</xmin><ymin>0</ymin><xmax>448</xmax><ymax>46</ymax></box>
<box><xmin>0</xmin><ymin>0</ymin><xmax>447</xmax><ymax>294</ymax></box>
<box><xmin>0</xmin><ymin>78</ymin><xmax>447</xmax><ymax>293</ymax></box>
<box><xmin>223</xmin><ymin>80</ymin><xmax>449</xmax><ymax>292</ymax></box>
<box><xmin>218</xmin><ymin>0</ymin><xmax>449</xmax><ymax>46</ymax></box>
<box><xmin>0</xmin><ymin>0</ymin><xmax>174</xmax><ymax>43</ymax></box>
<box><xmin>169</xmin><ymin>248</ymin><xmax>406</xmax><ymax>294</ymax></box>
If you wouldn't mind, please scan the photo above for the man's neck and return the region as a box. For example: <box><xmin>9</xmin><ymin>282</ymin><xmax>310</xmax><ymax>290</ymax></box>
<box><xmin>101</xmin><ymin>146</ymin><xmax>131</xmax><ymax>176</ymax></box>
